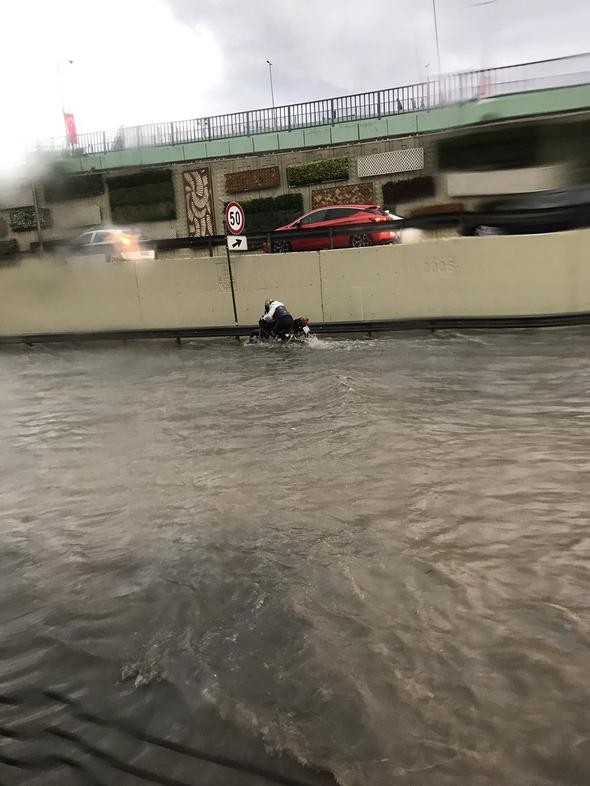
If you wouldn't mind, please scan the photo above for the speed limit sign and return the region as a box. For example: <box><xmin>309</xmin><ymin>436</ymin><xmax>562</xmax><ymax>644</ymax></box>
<box><xmin>225</xmin><ymin>201</ymin><xmax>245</xmax><ymax>235</ymax></box>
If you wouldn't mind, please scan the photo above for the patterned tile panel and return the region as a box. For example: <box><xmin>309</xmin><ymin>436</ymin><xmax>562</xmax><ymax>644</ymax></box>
<box><xmin>311</xmin><ymin>183</ymin><xmax>374</xmax><ymax>209</ymax></box>
<box><xmin>183</xmin><ymin>168</ymin><xmax>215</xmax><ymax>237</ymax></box>
<box><xmin>225</xmin><ymin>166</ymin><xmax>280</xmax><ymax>194</ymax></box>
<box><xmin>382</xmin><ymin>176</ymin><xmax>435</xmax><ymax>205</ymax></box>
<box><xmin>357</xmin><ymin>148</ymin><xmax>424</xmax><ymax>178</ymax></box>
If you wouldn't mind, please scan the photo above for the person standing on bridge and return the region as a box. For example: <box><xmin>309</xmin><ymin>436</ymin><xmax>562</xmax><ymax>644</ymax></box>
<box><xmin>259</xmin><ymin>299</ymin><xmax>294</xmax><ymax>341</ymax></box>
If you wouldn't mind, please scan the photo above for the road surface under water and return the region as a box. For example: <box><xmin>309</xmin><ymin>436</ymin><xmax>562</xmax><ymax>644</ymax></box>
<box><xmin>0</xmin><ymin>330</ymin><xmax>588</xmax><ymax>786</ymax></box>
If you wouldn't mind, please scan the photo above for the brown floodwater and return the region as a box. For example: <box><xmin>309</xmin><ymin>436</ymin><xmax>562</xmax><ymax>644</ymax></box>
<box><xmin>0</xmin><ymin>329</ymin><xmax>588</xmax><ymax>785</ymax></box>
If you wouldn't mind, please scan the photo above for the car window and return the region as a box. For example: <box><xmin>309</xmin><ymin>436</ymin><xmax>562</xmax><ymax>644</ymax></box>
<box><xmin>362</xmin><ymin>209</ymin><xmax>402</xmax><ymax>222</ymax></box>
<box><xmin>77</xmin><ymin>232</ymin><xmax>95</xmax><ymax>245</ymax></box>
<box><xmin>325</xmin><ymin>208</ymin><xmax>358</xmax><ymax>220</ymax></box>
<box><xmin>299</xmin><ymin>210</ymin><xmax>327</xmax><ymax>226</ymax></box>
<box><xmin>362</xmin><ymin>208</ymin><xmax>389</xmax><ymax>217</ymax></box>
<box><xmin>92</xmin><ymin>230</ymin><xmax>112</xmax><ymax>243</ymax></box>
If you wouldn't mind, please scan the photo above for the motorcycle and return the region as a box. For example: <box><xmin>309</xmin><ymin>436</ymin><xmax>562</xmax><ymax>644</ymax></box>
<box><xmin>248</xmin><ymin>317</ymin><xmax>312</xmax><ymax>344</ymax></box>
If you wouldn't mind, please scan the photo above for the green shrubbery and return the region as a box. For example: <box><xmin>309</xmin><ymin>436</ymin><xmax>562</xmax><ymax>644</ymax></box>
<box><xmin>0</xmin><ymin>239</ymin><xmax>18</xmax><ymax>257</ymax></box>
<box><xmin>226</xmin><ymin>193</ymin><xmax>304</xmax><ymax>232</ymax></box>
<box><xmin>243</xmin><ymin>210</ymin><xmax>301</xmax><ymax>233</ymax></box>
<box><xmin>44</xmin><ymin>174</ymin><xmax>105</xmax><ymax>203</ymax></box>
<box><xmin>240</xmin><ymin>193</ymin><xmax>303</xmax><ymax>214</ymax></box>
<box><xmin>438</xmin><ymin>128</ymin><xmax>539</xmax><ymax>171</ymax></box>
<box><xmin>9</xmin><ymin>207</ymin><xmax>51</xmax><ymax>232</ymax></box>
<box><xmin>111</xmin><ymin>202</ymin><xmax>176</xmax><ymax>224</ymax></box>
<box><xmin>286</xmin><ymin>158</ymin><xmax>348</xmax><ymax>187</ymax></box>
<box><xmin>108</xmin><ymin>171</ymin><xmax>176</xmax><ymax>223</ymax></box>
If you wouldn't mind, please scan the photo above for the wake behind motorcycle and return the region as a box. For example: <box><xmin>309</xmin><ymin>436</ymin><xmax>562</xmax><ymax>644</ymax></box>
<box><xmin>247</xmin><ymin>317</ymin><xmax>312</xmax><ymax>345</ymax></box>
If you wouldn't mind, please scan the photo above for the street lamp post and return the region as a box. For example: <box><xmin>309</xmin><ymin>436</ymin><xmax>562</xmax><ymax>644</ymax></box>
<box><xmin>431</xmin><ymin>0</ymin><xmax>442</xmax><ymax>76</ymax></box>
<box><xmin>266</xmin><ymin>59</ymin><xmax>276</xmax><ymax>130</ymax></box>
<box><xmin>266</xmin><ymin>60</ymin><xmax>275</xmax><ymax>110</ymax></box>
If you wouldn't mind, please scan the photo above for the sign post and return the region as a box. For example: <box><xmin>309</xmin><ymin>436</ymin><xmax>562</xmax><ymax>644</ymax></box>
<box><xmin>224</xmin><ymin>201</ymin><xmax>246</xmax><ymax>326</ymax></box>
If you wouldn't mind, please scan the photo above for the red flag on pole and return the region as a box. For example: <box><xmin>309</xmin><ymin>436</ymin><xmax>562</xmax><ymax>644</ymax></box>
<box><xmin>63</xmin><ymin>112</ymin><xmax>78</xmax><ymax>145</ymax></box>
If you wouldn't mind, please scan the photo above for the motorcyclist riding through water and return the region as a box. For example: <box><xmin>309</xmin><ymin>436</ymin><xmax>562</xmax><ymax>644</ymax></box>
<box><xmin>259</xmin><ymin>299</ymin><xmax>294</xmax><ymax>341</ymax></box>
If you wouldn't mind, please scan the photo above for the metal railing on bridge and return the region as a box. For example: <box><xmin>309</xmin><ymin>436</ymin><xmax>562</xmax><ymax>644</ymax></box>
<box><xmin>39</xmin><ymin>53</ymin><xmax>590</xmax><ymax>157</ymax></box>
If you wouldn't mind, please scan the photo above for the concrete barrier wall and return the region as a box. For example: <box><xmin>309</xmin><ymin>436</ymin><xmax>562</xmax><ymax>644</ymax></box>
<box><xmin>0</xmin><ymin>257</ymin><xmax>235</xmax><ymax>336</ymax></box>
<box><xmin>1</xmin><ymin>229</ymin><xmax>590</xmax><ymax>338</ymax></box>
<box><xmin>232</xmin><ymin>251</ymin><xmax>324</xmax><ymax>325</ymax></box>
<box><xmin>315</xmin><ymin>230</ymin><xmax>590</xmax><ymax>321</ymax></box>
<box><xmin>0</xmin><ymin>260</ymin><xmax>144</xmax><ymax>336</ymax></box>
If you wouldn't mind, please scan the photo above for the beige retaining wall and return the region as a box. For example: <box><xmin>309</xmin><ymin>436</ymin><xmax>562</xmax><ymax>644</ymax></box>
<box><xmin>1</xmin><ymin>230</ymin><xmax>589</xmax><ymax>338</ymax></box>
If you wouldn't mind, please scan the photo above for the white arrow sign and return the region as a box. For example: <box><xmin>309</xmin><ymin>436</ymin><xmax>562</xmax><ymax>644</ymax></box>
<box><xmin>227</xmin><ymin>235</ymin><xmax>248</xmax><ymax>251</ymax></box>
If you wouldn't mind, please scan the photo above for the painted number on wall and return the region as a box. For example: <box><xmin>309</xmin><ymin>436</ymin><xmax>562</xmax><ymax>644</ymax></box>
<box><xmin>424</xmin><ymin>259</ymin><xmax>457</xmax><ymax>274</ymax></box>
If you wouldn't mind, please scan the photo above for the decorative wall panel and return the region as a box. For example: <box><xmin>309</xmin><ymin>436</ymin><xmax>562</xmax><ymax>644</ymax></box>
<box><xmin>225</xmin><ymin>166</ymin><xmax>280</xmax><ymax>194</ymax></box>
<box><xmin>183</xmin><ymin>168</ymin><xmax>215</xmax><ymax>237</ymax></box>
<box><xmin>357</xmin><ymin>148</ymin><xmax>424</xmax><ymax>178</ymax></box>
<box><xmin>312</xmin><ymin>183</ymin><xmax>374</xmax><ymax>209</ymax></box>
<box><xmin>382</xmin><ymin>176</ymin><xmax>435</xmax><ymax>206</ymax></box>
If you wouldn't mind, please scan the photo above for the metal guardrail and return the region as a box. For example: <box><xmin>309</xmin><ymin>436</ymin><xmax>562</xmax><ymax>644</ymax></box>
<box><xmin>6</xmin><ymin>313</ymin><xmax>590</xmax><ymax>347</ymax></box>
<box><xmin>39</xmin><ymin>53</ymin><xmax>590</xmax><ymax>156</ymax></box>
<box><xmin>26</xmin><ymin>203</ymin><xmax>590</xmax><ymax>257</ymax></box>
<box><xmin>152</xmin><ymin>203</ymin><xmax>590</xmax><ymax>248</ymax></box>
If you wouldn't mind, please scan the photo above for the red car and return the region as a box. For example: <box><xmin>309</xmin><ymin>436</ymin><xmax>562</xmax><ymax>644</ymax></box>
<box><xmin>266</xmin><ymin>204</ymin><xmax>400</xmax><ymax>253</ymax></box>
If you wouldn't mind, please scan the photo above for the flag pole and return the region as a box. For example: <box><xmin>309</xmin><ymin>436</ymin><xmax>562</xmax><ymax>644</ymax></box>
<box><xmin>57</xmin><ymin>60</ymin><xmax>74</xmax><ymax>145</ymax></box>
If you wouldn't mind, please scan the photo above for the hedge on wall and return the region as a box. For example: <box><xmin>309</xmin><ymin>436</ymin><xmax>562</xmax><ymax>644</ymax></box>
<box><xmin>9</xmin><ymin>207</ymin><xmax>51</xmax><ymax>232</ymax></box>
<box><xmin>227</xmin><ymin>193</ymin><xmax>304</xmax><ymax>232</ymax></box>
<box><xmin>112</xmin><ymin>202</ymin><xmax>177</xmax><ymax>224</ymax></box>
<box><xmin>226</xmin><ymin>166</ymin><xmax>280</xmax><ymax>194</ymax></box>
<box><xmin>243</xmin><ymin>210</ymin><xmax>301</xmax><ymax>233</ymax></box>
<box><xmin>109</xmin><ymin>181</ymin><xmax>174</xmax><ymax>208</ymax></box>
<box><xmin>382</xmin><ymin>176</ymin><xmax>435</xmax><ymax>207</ymax></box>
<box><xmin>108</xmin><ymin>170</ymin><xmax>176</xmax><ymax>223</ymax></box>
<box><xmin>286</xmin><ymin>158</ymin><xmax>348</xmax><ymax>188</ymax></box>
<box><xmin>111</xmin><ymin>203</ymin><xmax>175</xmax><ymax>223</ymax></box>
<box><xmin>239</xmin><ymin>193</ymin><xmax>303</xmax><ymax>214</ymax></box>
<box><xmin>0</xmin><ymin>239</ymin><xmax>18</xmax><ymax>257</ymax></box>
<box><xmin>44</xmin><ymin>174</ymin><xmax>105</xmax><ymax>203</ymax></box>
<box><xmin>108</xmin><ymin>170</ymin><xmax>173</xmax><ymax>190</ymax></box>
<box><xmin>438</xmin><ymin>127</ymin><xmax>540</xmax><ymax>171</ymax></box>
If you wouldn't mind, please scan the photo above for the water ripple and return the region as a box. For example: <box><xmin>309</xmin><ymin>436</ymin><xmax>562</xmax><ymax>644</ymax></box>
<box><xmin>0</xmin><ymin>331</ymin><xmax>589</xmax><ymax>784</ymax></box>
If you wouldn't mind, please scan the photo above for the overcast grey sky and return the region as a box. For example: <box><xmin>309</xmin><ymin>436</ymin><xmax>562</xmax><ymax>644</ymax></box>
<box><xmin>1</xmin><ymin>0</ymin><xmax>589</xmax><ymax>171</ymax></box>
<box><xmin>167</xmin><ymin>0</ymin><xmax>590</xmax><ymax>110</ymax></box>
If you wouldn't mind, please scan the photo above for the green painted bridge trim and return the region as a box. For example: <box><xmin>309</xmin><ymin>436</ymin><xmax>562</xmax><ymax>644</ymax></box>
<box><xmin>58</xmin><ymin>84</ymin><xmax>590</xmax><ymax>174</ymax></box>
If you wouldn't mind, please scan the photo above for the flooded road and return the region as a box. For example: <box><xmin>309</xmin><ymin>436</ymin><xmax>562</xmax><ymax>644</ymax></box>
<box><xmin>0</xmin><ymin>329</ymin><xmax>589</xmax><ymax>785</ymax></box>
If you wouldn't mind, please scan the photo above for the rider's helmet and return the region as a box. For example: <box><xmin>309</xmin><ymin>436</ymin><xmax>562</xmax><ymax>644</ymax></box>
<box><xmin>264</xmin><ymin>299</ymin><xmax>272</xmax><ymax>313</ymax></box>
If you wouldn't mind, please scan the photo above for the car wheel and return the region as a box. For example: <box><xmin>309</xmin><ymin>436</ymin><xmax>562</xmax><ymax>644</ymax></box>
<box><xmin>271</xmin><ymin>239</ymin><xmax>291</xmax><ymax>254</ymax></box>
<box><xmin>350</xmin><ymin>233</ymin><xmax>371</xmax><ymax>248</ymax></box>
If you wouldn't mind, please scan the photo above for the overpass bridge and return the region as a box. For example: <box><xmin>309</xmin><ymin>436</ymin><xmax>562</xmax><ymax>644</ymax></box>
<box><xmin>2</xmin><ymin>52</ymin><xmax>588</xmax><ymax>256</ymax></box>
<box><xmin>40</xmin><ymin>53</ymin><xmax>590</xmax><ymax>174</ymax></box>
